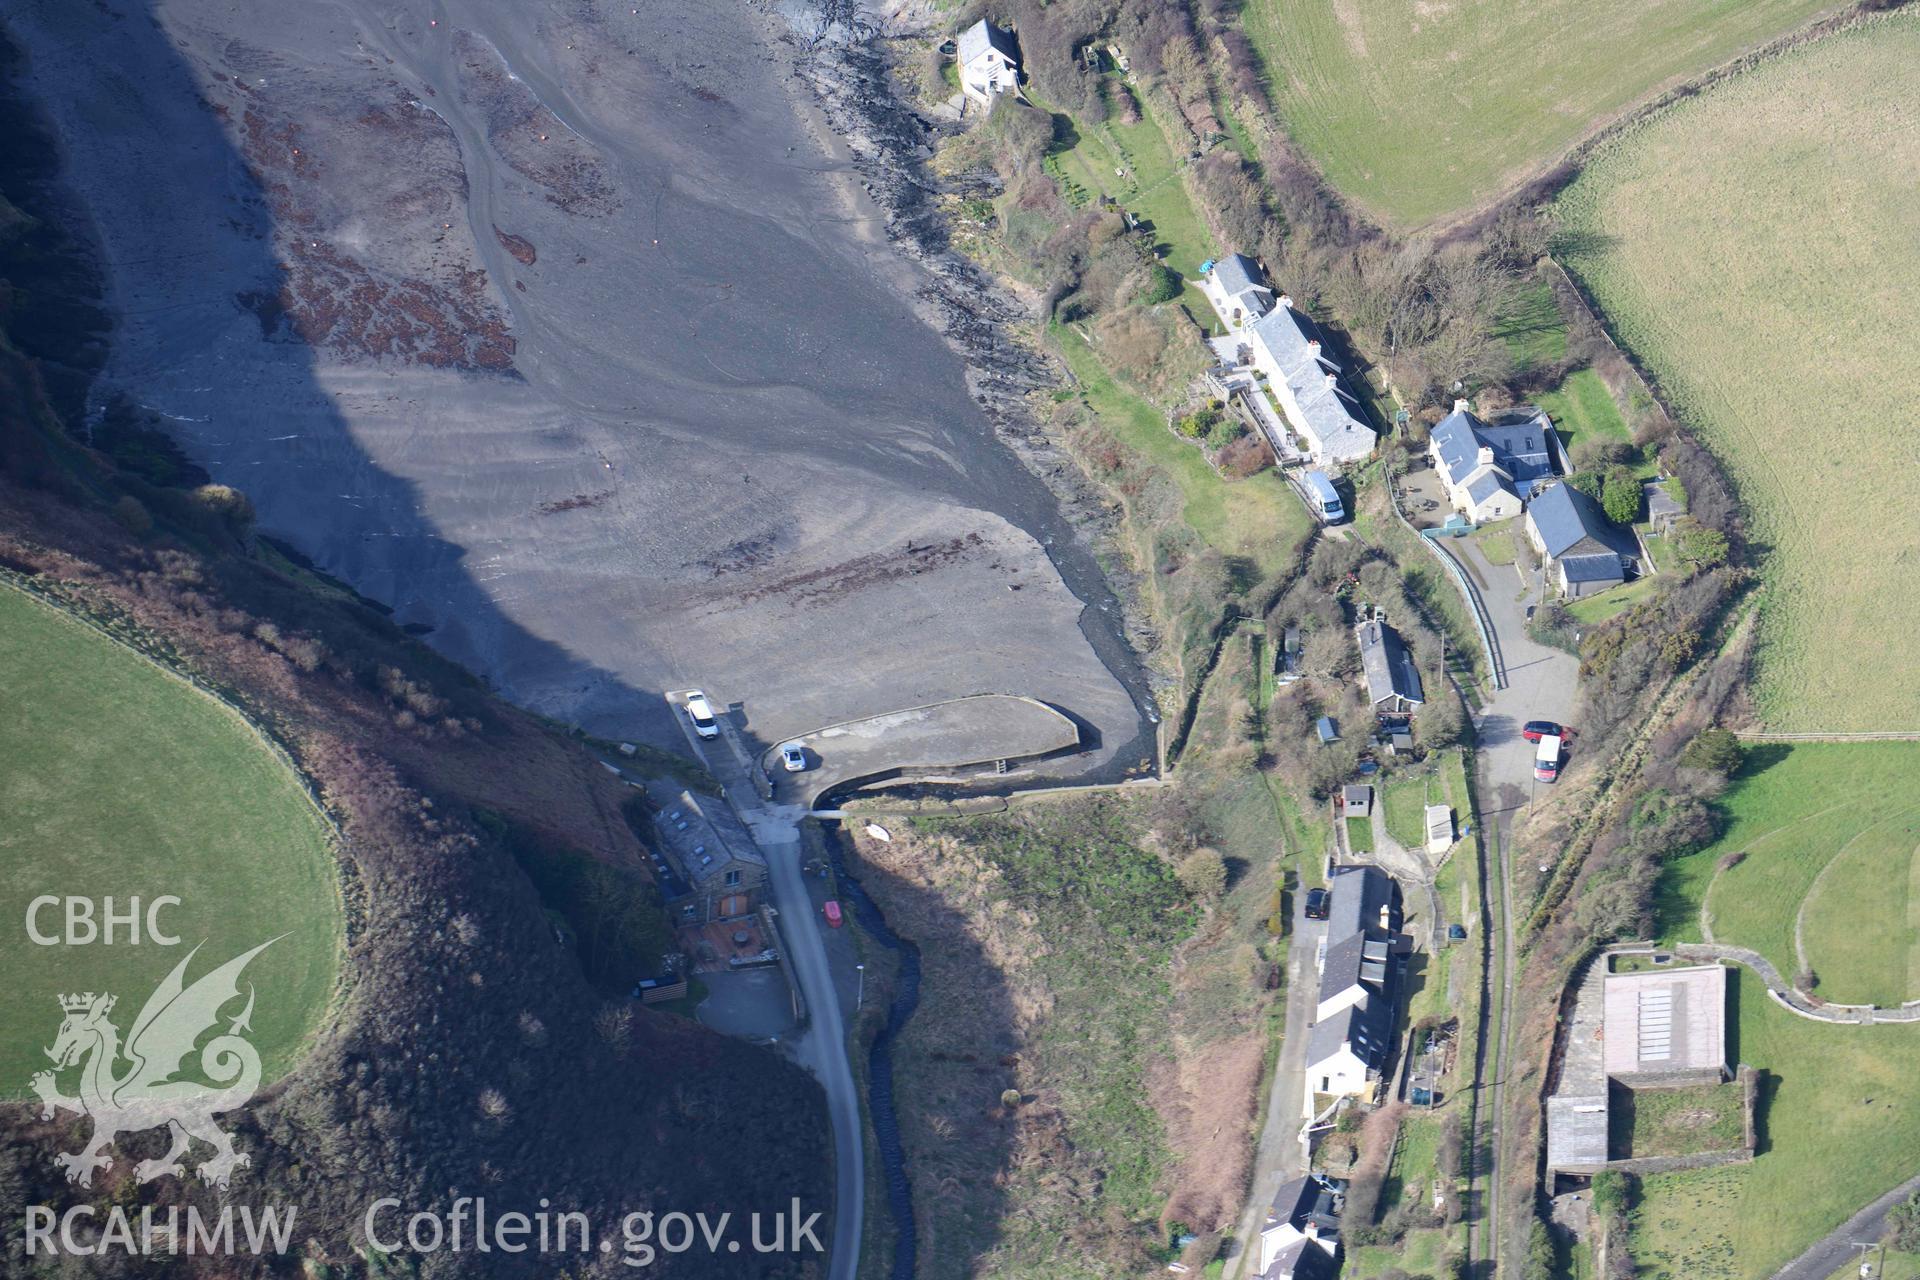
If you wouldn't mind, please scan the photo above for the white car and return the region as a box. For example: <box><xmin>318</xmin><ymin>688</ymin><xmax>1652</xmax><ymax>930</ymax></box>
<box><xmin>683</xmin><ymin>691</ymin><xmax>720</xmax><ymax>739</ymax></box>
<box><xmin>780</xmin><ymin>742</ymin><xmax>808</xmax><ymax>772</ymax></box>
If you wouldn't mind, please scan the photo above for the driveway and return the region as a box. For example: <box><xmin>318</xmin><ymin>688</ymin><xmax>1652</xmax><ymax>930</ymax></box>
<box><xmin>1454</xmin><ymin>533</ymin><xmax>1579</xmax><ymax>803</ymax></box>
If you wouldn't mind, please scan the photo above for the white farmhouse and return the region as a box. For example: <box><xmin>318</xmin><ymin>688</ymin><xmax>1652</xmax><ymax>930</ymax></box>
<box><xmin>1199</xmin><ymin>255</ymin><xmax>1376</xmax><ymax>468</ymax></box>
<box><xmin>1428</xmin><ymin>399</ymin><xmax>1562</xmax><ymax>523</ymax></box>
<box><xmin>957</xmin><ymin>20</ymin><xmax>1021</xmax><ymax>105</ymax></box>
<box><xmin>1304</xmin><ymin>864</ymin><xmax>1406</xmax><ymax>1109</ymax></box>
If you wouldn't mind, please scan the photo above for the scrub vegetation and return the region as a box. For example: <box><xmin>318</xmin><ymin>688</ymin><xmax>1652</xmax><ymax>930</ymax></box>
<box><xmin>849</xmin><ymin>636</ymin><xmax>1299</xmax><ymax>1277</ymax></box>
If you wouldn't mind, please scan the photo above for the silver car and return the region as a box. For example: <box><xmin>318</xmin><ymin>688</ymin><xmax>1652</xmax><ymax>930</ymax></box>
<box><xmin>780</xmin><ymin>742</ymin><xmax>808</xmax><ymax>772</ymax></box>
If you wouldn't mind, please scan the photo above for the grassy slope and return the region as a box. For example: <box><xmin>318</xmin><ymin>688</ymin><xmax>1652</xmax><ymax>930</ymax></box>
<box><xmin>1656</xmin><ymin>743</ymin><xmax>1920</xmax><ymax>998</ymax></box>
<box><xmin>1555</xmin><ymin>12</ymin><xmax>1920</xmax><ymax>730</ymax></box>
<box><xmin>1796</xmin><ymin>811</ymin><xmax>1920</xmax><ymax>1007</ymax></box>
<box><xmin>1049</xmin><ymin>87</ymin><xmax>1214</xmax><ymax>306</ymax></box>
<box><xmin>1239</xmin><ymin>0</ymin><xmax>1830</xmax><ymax>227</ymax></box>
<box><xmin>0</xmin><ymin>584</ymin><xmax>341</xmax><ymax>1093</ymax></box>
<box><xmin>1053</xmin><ymin>323</ymin><xmax>1310</xmax><ymax>580</ymax></box>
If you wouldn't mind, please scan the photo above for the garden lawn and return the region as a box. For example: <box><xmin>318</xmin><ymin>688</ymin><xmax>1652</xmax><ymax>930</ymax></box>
<box><xmin>0</xmin><ymin>586</ymin><xmax>342</xmax><ymax>1095</ymax></box>
<box><xmin>1556</xmin><ymin>13</ymin><xmax>1920</xmax><ymax>730</ymax></box>
<box><xmin>1239</xmin><ymin>0</ymin><xmax>1829</xmax><ymax>227</ymax></box>
<box><xmin>1566</xmin><ymin>574</ymin><xmax>1661</xmax><ymax>627</ymax></box>
<box><xmin>1382</xmin><ymin>772</ymin><xmax>1435</xmax><ymax>850</ymax></box>
<box><xmin>1534</xmin><ymin>368</ymin><xmax>1633</xmax><ymax>456</ymax></box>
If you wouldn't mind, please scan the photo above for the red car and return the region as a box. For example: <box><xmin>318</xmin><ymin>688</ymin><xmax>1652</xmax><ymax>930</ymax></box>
<box><xmin>1522</xmin><ymin>720</ymin><xmax>1564</xmax><ymax>744</ymax></box>
<box><xmin>823</xmin><ymin>900</ymin><xmax>843</xmax><ymax>928</ymax></box>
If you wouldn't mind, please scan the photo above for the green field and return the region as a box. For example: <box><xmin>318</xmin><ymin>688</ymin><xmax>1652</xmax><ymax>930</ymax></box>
<box><xmin>1657</xmin><ymin>743</ymin><xmax>1920</xmax><ymax>1005</ymax></box>
<box><xmin>0</xmin><ymin>586</ymin><xmax>342</xmax><ymax>1096</ymax></box>
<box><xmin>1796</xmin><ymin>811</ymin><xmax>1920</xmax><ymax>1007</ymax></box>
<box><xmin>1630</xmin><ymin>971</ymin><xmax>1920</xmax><ymax>1280</ymax></box>
<box><xmin>1556</xmin><ymin>13</ymin><xmax>1920</xmax><ymax>730</ymax></box>
<box><xmin>1238</xmin><ymin>0</ymin><xmax>1830</xmax><ymax>227</ymax></box>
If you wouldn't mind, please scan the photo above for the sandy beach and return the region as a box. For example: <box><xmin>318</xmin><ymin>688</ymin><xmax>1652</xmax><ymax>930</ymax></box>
<box><xmin>10</xmin><ymin>0</ymin><xmax>1151</xmax><ymax>772</ymax></box>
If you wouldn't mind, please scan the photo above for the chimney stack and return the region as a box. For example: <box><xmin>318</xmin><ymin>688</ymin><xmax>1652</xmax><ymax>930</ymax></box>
<box><xmin>1477</xmin><ymin>445</ymin><xmax>1495</xmax><ymax>467</ymax></box>
<box><xmin>1307</xmin><ymin>339</ymin><xmax>1322</xmax><ymax>355</ymax></box>
<box><xmin>1453</xmin><ymin>398</ymin><xmax>1470</xmax><ymax>414</ymax></box>
<box><xmin>1278</xmin><ymin>293</ymin><xmax>1294</xmax><ymax>311</ymax></box>
<box><xmin>1325</xmin><ymin>372</ymin><xmax>1338</xmax><ymax>387</ymax></box>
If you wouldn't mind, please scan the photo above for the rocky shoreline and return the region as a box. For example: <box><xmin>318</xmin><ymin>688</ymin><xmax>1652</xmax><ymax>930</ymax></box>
<box><xmin>771</xmin><ymin>3</ymin><xmax>1167</xmax><ymax>678</ymax></box>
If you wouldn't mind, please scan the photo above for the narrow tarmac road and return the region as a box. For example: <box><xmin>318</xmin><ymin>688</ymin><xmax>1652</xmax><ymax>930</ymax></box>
<box><xmin>1771</xmin><ymin>1173</ymin><xmax>1920</xmax><ymax>1280</ymax></box>
<box><xmin>1452</xmin><ymin>536</ymin><xmax>1579</xmax><ymax>1277</ymax></box>
<box><xmin>666</xmin><ymin>700</ymin><xmax>864</xmax><ymax>1280</ymax></box>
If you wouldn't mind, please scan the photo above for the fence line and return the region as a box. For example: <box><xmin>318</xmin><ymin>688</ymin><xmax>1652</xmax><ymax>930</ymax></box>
<box><xmin>1734</xmin><ymin>731</ymin><xmax>1920</xmax><ymax>743</ymax></box>
<box><xmin>1384</xmin><ymin>480</ymin><xmax>1507</xmax><ymax>690</ymax></box>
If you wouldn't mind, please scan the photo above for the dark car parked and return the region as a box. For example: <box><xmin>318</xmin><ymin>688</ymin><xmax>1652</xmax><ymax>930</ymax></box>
<box><xmin>1522</xmin><ymin>720</ymin><xmax>1564</xmax><ymax>743</ymax></box>
<box><xmin>1304</xmin><ymin>887</ymin><xmax>1330</xmax><ymax>920</ymax></box>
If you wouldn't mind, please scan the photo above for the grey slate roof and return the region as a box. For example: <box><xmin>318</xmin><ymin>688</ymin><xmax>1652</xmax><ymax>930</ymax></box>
<box><xmin>1357</xmin><ymin>615</ymin><xmax>1425</xmax><ymax>707</ymax></box>
<box><xmin>1248</xmin><ymin>302</ymin><xmax>1375</xmax><ymax>463</ymax></box>
<box><xmin>1432</xmin><ymin>405</ymin><xmax>1558</xmax><ymax>499</ymax></box>
<box><xmin>1310</xmin><ymin>864</ymin><xmax>1405</xmax><ymax>1076</ymax></box>
<box><xmin>1320</xmin><ymin>928</ymin><xmax>1400</xmax><ymax>1006</ymax></box>
<box><xmin>1306</xmin><ymin>997</ymin><xmax>1395</xmax><ymax>1072</ymax></box>
<box><xmin>1561</xmin><ymin>553</ymin><xmax>1627</xmax><ymax>585</ymax></box>
<box><xmin>1271</xmin><ymin>1175</ymin><xmax>1342</xmax><ymax>1234</ymax></box>
<box><xmin>1213</xmin><ymin>252</ymin><xmax>1266</xmax><ymax>299</ymax></box>
<box><xmin>1465</xmin><ymin>470</ymin><xmax>1508</xmax><ymax>507</ymax></box>
<box><xmin>657</xmin><ymin>789</ymin><xmax>766</xmax><ymax>887</ymax></box>
<box><xmin>1262</xmin><ymin>1237</ymin><xmax>1337</xmax><ymax>1280</ymax></box>
<box><xmin>1325</xmin><ymin>863</ymin><xmax>1400</xmax><ymax>941</ymax></box>
<box><xmin>958</xmin><ymin>19</ymin><xmax>1019</xmax><ymax>67</ymax></box>
<box><xmin>1319</xmin><ymin>932</ymin><xmax>1369</xmax><ymax>1004</ymax></box>
<box><xmin>1530</xmin><ymin>481</ymin><xmax>1637</xmax><ymax>562</ymax></box>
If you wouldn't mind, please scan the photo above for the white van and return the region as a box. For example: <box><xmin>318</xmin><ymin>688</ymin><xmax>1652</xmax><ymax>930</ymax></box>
<box><xmin>1534</xmin><ymin>733</ymin><xmax>1563</xmax><ymax>783</ymax></box>
<box><xmin>683</xmin><ymin>690</ymin><xmax>720</xmax><ymax>739</ymax></box>
<box><xmin>1304</xmin><ymin>470</ymin><xmax>1346</xmax><ymax>524</ymax></box>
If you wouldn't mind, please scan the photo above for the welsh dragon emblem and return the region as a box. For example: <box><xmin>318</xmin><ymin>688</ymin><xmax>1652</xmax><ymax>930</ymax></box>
<box><xmin>30</xmin><ymin>939</ymin><xmax>278</xmax><ymax>1189</ymax></box>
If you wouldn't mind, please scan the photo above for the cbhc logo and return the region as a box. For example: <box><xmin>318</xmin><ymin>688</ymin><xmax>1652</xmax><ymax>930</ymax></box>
<box><xmin>25</xmin><ymin>896</ymin><xmax>182</xmax><ymax>946</ymax></box>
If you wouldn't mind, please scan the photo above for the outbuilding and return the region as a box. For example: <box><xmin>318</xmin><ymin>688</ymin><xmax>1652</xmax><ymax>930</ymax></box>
<box><xmin>1525</xmin><ymin>481</ymin><xmax>1641</xmax><ymax>599</ymax></box>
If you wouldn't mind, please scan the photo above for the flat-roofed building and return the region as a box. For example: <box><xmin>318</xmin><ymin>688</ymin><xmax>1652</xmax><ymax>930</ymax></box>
<box><xmin>1602</xmin><ymin>964</ymin><xmax>1728</xmax><ymax>1086</ymax></box>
